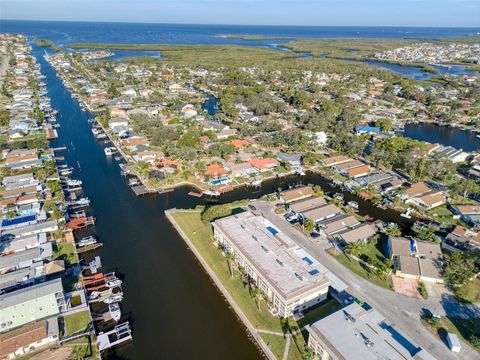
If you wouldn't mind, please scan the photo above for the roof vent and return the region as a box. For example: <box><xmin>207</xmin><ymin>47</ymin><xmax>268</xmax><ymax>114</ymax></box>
<box><xmin>294</xmin><ymin>272</ymin><xmax>303</xmax><ymax>281</ymax></box>
<box><xmin>276</xmin><ymin>258</ymin><xmax>284</xmax><ymax>266</ymax></box>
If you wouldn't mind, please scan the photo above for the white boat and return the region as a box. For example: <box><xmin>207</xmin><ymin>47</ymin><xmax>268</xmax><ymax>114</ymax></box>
<box><xmin>104</xmin><ymin>294</ymin><xmax>123</xmax><ymax>304</ymax></box>
<box><xmin>77</xmin><ymin>236</ymin><xmax>97</xmax><ymax>247</ymax></box>
<box><xmin>128</xmin><ymin>178</ymin><xmax>140</xmax><ymax>186</ymax></box>
<box><xmin>400</xmin><ymin>208</ymin><xmax>414</xmax><ymax>219</ymax></box>
<box><xmin>97</xmin><ymin>133</ymin><xmax>107</xmax><ymax>139</ymax></box>
<box><xmin>477</xmin><ymin>135</ymin><xmax>480</xmax><ymax>139</ymax></box>
<box><xmin>347</xmin><ymin>201</ymin><xmax>359</xmax><ymax>210</ymax></box>
<box><xmin>105</xmin><ymin>273</ymin><xmax>123</xmax><ymax>288</ymax></box>
<box><xmin>108</xmin><ymin>302</ymin><xmax>122</xmax><ymax>322</ymax></box>
<box><xmin>104</xmin><ymin>148</ymin><xmax>112</xmax><ymax>156</ymax></box>
<box><xmin>92</xmin><ymin>128</ymin><xmax>100</xmax><ymax>135</ymax></box>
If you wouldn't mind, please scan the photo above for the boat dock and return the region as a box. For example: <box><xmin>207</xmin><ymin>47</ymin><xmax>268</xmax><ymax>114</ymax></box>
<box><xmin>77</xmin><ymin>243</ymin><xmax>103</xmax><ymax>254</ymax></box>
<box><xmin>97</xmin><ymin>322</ymin><xmax>132</xmax><ymax>352</ymax></box>
<box><xmin>131</xmin><ymin>184</ymin><xmax>152</xmax><ymax>196</ymax></box>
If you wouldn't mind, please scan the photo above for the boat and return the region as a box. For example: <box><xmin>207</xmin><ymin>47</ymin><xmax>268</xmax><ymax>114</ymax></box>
<box><xmin>477</xmin><ymin>134</ymin><xmax>480</xmax><ymax>139</ymax></box>
<box><xmin>104</xmin><ymin>148</ymin><xmax>112</xmax><ymax>156</ymax></box>
<box><xmin>105</xmin><ymin>272</ymin><xmax>122</xmax><ymax>288</ymax></box>
<box><xmin>77</xmin><ymin>236</ymin><xmax>98</xmax><ymax>247</ymax></box>
<box><xmin>347</xmin><ymin>201</ymin><xmax>359</xmax><ymax>210</ymax></box>
<box><xmin>104</xmin><ymin>294</ymin><xmax>124</xmax><ymax>304</ymax></box>
<box><xmin>128</xmin><ymin>178</ymin><xmax>140</xmax><ymax>186</ymax></box>
<box><xmin>400</xmin><ymin>208</ymin><xmax>414</xmax><ymax>219</ymax></box>
<box><xmin>334</xmin><ymin>193</ymin><xmax>344</xmax><ymax>201</ymax></box>
<box><xmin>97</xmin><ymin>133</ymin><xmax>107</xmax><ymax>139</ymax></box>
<box><xmin>92</xmin><ymin>128</ymin><xmax>100</xmax><ymax>135</ymax></box>
<box><xmin>108</xmin><ymin>302</ymin><xmax>122</xmax><ymax>322</ymax></box>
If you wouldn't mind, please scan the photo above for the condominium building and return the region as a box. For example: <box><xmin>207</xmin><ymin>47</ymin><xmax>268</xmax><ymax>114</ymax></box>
<box><xmin>212</xmin><ymin>211</ymin><xmax>331</xmax><ymax>317</ymax></box>
<box><xmin>307</xmin><ymin>302</ymin><xmax>435</xmax><ymax>360</ymax></box>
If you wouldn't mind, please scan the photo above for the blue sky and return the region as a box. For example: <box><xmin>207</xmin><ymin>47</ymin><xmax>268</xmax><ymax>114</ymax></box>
<box><xmin>2</xmin><ymin>0</ymin><xmax>480</xmax><ymax>27</ymax></box>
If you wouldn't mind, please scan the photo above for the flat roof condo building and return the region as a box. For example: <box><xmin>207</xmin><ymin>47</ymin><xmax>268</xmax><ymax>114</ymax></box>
<box><xmin>307</xmin><ymin>302</ymin><xmax>435</xmax><ymax>360</ymax></box>
<box><xmin>212</xmin><ymin>211</ymin><xmax>332</xmax><ymax>317</ymax></box>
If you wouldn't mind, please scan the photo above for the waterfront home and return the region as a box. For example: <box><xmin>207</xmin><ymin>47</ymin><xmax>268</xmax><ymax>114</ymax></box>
<box><xmin>212</xmin><ymin>212</ymin><xmax>333</xmax><ymax>317</ymax></box>
<box><xmin>224</xmin><ymin>162</ymin><xmax>258</xmax><ymax>177</ymax></box>
<box><xmin>450</xmin><ymin>204</ymin><xmax>480</xmax><ymax>228</ymax></box>
<box><xmin>133</xmin><ymin>150</ymin><xmax>163</xmax><ymax>164</ymax></box>
<box><xmin>121</xmin><ymin>136</ymin><xmax>150</xmax><ymax>150</ymax></box>
<box><xmin>306</xmin><ymin>302</ymin><xmax>435</xmax><ymax>360</ymax></box>
<box><xmin>198</xmin><ymin>120</ymin><xmax>229</xmax><ymax>132</ymax></box>
<box><xmin>345</xmin><ymin>164</ymin><xmax>372</xmax><ymax>179</ymax></box>
<box><xmin>156</xmin><ymin>159</ymin><xmax>179</xmax><ymax>174</ymax></box>
<box><xmin>352</xmin><ymin>171</ymin><xmax>402</xmax><ymax>193</ymax></box>
<box><xmin>433</xmin><ymin>146</ymin><xmax>469</xmax><ymax>163</ymax></box>
<box><xmin>387</xmin><ymin>236</ymin><xmax>443</xmax><ymax>283</ymax></box>
<box><xmin>289</xmin><ymin>197</ymin><xmax>327</xmax><ymax>214</ymax></box>
<box><xmin>248</xmin><ymin>157</ymin><xmax>279</xmax><ymax>172</ymax></box>
<box><xmin>277</xmin><ymin>153</ymin><xmax>302</xmax><ymax>167</ymax></box>
<box><xmin>280</xmin><ymin>186</ymin><xmax>315</xmax><ymax>203</ymax></box>
<box><xmin>443</xmin><ymin>226</ymin><xmax>480</xmax><ymax>252</ymax></box>
<box><xmin>334</xmin><ymin>223</ymin><xmax>376</xmax><ymax>244</ymax></box>
<box><xmin>0</xmin><ymin>318</ymin><xmax>59</xmax><ymax>359</ymax></box>
<box><xmin>403</xmin><ymin>182</ymin><xmax>447</xmax><ymax>210</ymax></box>
<box><xmin>318</xmin><ymin>214</ymin><xmax>360</xmax><ymax>237</ymax></box>
<box><xmin>0</xmin><ymin>194</ymin><xmax>38</xmax><ymax>210</ymax></box>
<box><xmin>302</xmin><ymin>204</ymin><xmax>342</xmax><ymax>224</ymax></box>
<box><xmin>0</xmin><ymin>279</ymin><xmax>66</xmax><ymax>332</ymax></box>
<box><xmin>108</xmin><ymin>117</ymin><xmax>129</xmax><ymax>130</ymax></box>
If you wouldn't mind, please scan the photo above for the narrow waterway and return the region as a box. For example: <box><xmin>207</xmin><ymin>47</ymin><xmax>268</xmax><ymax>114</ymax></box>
<box><xmin>33</xmin><ymin>42</ymin><xmax>416</xmax><ymax>359</ymax></box>
<box><xmin>35</xmin><ymin>45</ymin><xmax>263</xmax><ymax>360</ymax></box>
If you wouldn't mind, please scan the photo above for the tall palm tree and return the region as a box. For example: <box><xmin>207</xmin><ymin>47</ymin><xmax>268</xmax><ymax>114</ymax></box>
<box><xmin>225</xmin><ymin>252</ymin><xmax>235</xmax><ymax>278</ymax></box>
<box><xmin>384</xmin><ymin>223</ymin><xmax>402</xmax><ymax>237</ymax></box>
<box><xmin>250</xmin><ymin>286</ymin><xmax>262</xmax><ymax>311</ymax></box>
<box><xmin>344</xmin><ymin>242</ymin><xmax>361</xmax><ymax>258</ymax></box>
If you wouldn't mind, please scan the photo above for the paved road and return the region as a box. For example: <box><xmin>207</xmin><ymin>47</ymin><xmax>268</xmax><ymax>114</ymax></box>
<box><xmin>250</xmin><ymin>200</ymin><xmax>480</xmax><ymax>360</ymax></box>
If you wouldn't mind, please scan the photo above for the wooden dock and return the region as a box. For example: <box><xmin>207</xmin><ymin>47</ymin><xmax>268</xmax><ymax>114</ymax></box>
<box><xmin>77</xmin><ymin>243</ymin><xmax>103</xmax><ymax>254</ymax></box>
<box><xmin>131</xmin><ymin>185</ymin><xmax>152</xmax><ymax>196</ymax></box>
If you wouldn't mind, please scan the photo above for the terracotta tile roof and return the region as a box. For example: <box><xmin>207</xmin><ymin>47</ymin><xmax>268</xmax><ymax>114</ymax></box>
<box><xmin>248</xmin><ymin>157</ymin><xmax>279</xmax><ymax>170</ymax></box>
<box><xmin>281</xmin><ymin>186</ymin><xmax>314</xmax><ymax>203</ymax></box>
<box><xmin>0</xmin><ymin>321</ymin><xmax>47</xmax><ymax>358</ymax></box>
<box><xmin>405</xmin><ymin>182</ymin><xmax>430</xmax><ymax>198</ymax></box>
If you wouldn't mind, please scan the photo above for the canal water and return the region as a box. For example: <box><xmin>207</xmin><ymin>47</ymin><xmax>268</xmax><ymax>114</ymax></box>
<box><xmin>404</xmin><ymin>123</ymin><xmax>480</xmax><ymax>152</ymax></box>
<box><xmin>33</xmin><ymin>43</ymin><xmax>416</xmax><ymax>359</ymax></box>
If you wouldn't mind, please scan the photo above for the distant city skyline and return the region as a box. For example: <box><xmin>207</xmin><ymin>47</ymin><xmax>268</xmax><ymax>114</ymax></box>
<box><xmin>2</xmin><ymin>0</ymin><xmax>480</xmax><ymax>27</ymax></box>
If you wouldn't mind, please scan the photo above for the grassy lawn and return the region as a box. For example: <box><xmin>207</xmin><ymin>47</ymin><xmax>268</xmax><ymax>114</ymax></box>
<box><xmin>53</xmin><ymin>242</ymin><xmax>79</xmax><ymax>266</ymax></box>
<box><xmin>458</xmin><ymin>278</ymin><xmax>480</xmax><ymax>303</ymax></box>
<box><xmin>172</xmin><ymin>210</ymin><xmax>285</xmax><ymax>333</ymax></box>
<box><xmin>62</xmin><ymin>337</ymin><xmax>98</xmax><ymax>359</ymax></box>
<box><xmin>327</xmin><ymin>247</ymin><xmax>393</xmax><ymax>290</ymax></box>
<box><xmin>60</xmin><ymin>311</ymin><xmax>92</xmax><ymax>337</ymax></box>
<box><xmin>289</xmin><ymin>332</ymin><xmax>309</xmax><ymax>360</ymax></box>
<box><xmin>260</xmin><ymin>333</ymin><xmax>286</xmax><ymax>359</ymax></box>
<box><xmin>422</xmin><ymin>316</ymin><xmax>480</xmax><ymax>352</ymax></box>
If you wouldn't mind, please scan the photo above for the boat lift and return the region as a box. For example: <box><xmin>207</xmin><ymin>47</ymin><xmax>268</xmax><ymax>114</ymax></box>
<box><xmin>97</xmin><ymin>322</ymin><xmax>132</xmax><ymax>352</ymax></box>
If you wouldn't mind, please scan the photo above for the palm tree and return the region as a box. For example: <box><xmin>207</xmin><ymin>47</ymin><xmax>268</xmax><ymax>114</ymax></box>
<box><xmin>384</xmin><ymin>223</ymin><xmax>402</xmax><ymax>237</ymax></box>
<box><xmin>344</xmin><ymin>242</ymin><xmax>361</xmax><ymax>258</ymax></box>
<box><xmin>225</xmin><ymin>252</ymin><xmax>235</xmax><ymax>278</ymax></box>
<box><xmin>250</xmin><ymin>286</ymin><xmax>263</xmax><ymax>311</ymax></box>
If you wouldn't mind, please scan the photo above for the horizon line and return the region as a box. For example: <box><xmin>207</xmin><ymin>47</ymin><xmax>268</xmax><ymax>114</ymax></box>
<box><xmin>2</xmin><ymin>18</ymin><xmax>480</xmax><ymax>29</ymax></box>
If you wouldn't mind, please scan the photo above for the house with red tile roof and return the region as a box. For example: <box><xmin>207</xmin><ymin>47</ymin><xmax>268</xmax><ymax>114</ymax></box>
<box><xmin>248</xmin><ymin>157</ymin><xmax>279</xmax><ymax>172</ymax></box>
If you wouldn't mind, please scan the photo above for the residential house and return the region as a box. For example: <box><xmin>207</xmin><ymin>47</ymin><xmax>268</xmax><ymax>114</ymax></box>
<box><xmin>280</xmin><ymin>186</ymin><xmax>315</xmax><ymax>203</ymax></box>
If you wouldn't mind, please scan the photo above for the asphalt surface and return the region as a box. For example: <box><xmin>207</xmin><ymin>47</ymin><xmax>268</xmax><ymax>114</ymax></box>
<box><xmin>250</xmin><ymin>200</ymin><xmax>480</xmax><ymax>360</ymax></box>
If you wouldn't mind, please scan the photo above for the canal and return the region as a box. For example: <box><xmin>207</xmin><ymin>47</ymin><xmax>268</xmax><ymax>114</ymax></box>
<box><xmin>33</xmin><ymin>44</ymin><xmax>415</xmax><ymax>359</ymax></box>
<box><xmin>404</xmin><ymin>123</ymin><xmax>480</xmax><ymax>152</ymax></box>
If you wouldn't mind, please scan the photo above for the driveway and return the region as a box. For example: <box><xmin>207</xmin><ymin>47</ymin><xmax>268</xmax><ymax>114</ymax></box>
<box><xmin>249</xmin><ymin>200</ymin><xmax>480</xmax><ymax>360</ymax></box>
<box><xmin>392</xmin><ymin>275</ymin><xmax>422</xmax><ymax>299</ymax></box>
